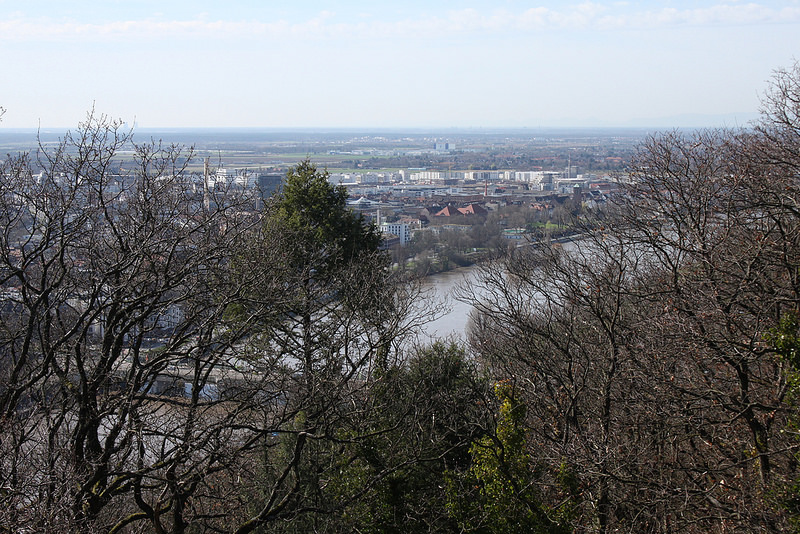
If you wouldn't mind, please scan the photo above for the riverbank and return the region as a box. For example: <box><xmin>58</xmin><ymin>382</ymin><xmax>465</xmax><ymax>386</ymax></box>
<box><xmin>397</xmin><ymin>228</ymin><xmax>585</xmax><ymax>277</ymax></box>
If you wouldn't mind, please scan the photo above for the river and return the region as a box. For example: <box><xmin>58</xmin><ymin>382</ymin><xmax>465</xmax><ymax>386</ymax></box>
<box><xmin>418</xmin><ymin>266</ymin><xmax>479</xmax><ymax>342</ymax></box>
<box><xmin>414</xmin><ymin>236</ymin><xmax>593</xmax><ymax>345</ymax></box>
<box><xmin>415</xmin><ymin>238</ymin><xmax>586</xmax><ymax>343</ymax></box>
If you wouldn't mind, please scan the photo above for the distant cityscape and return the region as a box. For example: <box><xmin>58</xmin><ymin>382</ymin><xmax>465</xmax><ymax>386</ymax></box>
<box><xmin>0</xmin><ymin>127</ymin><xmax>644</xmax><ymax>250</ymax></box>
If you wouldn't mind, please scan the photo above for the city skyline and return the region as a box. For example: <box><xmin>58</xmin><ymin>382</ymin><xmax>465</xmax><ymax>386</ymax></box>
<box><xmin>1</xmin><ymin>0</ymin><xmax>798</xmax><ymax>129</ymax></box>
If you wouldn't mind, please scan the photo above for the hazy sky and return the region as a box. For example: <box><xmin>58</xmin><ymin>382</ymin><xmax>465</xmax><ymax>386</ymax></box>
<box><xmin>1</xmin><ymin>1</ymin><xmax>798</xmax><ymax>129</ymax></box>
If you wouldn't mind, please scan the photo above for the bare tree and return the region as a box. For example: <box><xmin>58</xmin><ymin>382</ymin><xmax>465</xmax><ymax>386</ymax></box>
<box><xmin>462</xmin><ymin>228</ymin><xmax>685</xmax><ymax>532</ymax></box>
<box><xmin>460</xmin><ymin>63</ymin><xmax>800</xmax><ymax>532</ymax></box>
<box><xmin>0</xmin><ymin>127</ymin><xmax>445</xmax><ymax>533</ymax></box>
<box><xmin>0</xmin><ymin>111</ymin><xmax>272</xmax><ymax>532</ymax></box>
<box><xmin>614</xmin><ymin>127</ymin><xmax>796</xmax><ymax>530</ymax></box>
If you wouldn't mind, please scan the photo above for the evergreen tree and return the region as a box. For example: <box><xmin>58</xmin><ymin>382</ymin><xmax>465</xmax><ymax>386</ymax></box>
<box><xmin>447</xmin><ymin>382</ymin><xmax>569</xmax><ymax>534</ymax></box>
<box><xmin>271</xmin><ymin>159</ymin><xmax>382</xmax><ymax>275</ymax></box>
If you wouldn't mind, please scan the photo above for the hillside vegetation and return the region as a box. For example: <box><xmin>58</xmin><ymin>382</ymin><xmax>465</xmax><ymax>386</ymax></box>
<box><xmin>2</xmin><ymin>63</ymin><xmax>800</xmax><ymax>532</ymax></box>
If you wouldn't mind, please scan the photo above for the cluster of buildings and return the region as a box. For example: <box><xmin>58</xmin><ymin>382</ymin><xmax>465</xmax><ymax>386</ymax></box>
<box><xmin>198</xmin><ymin>160</ymin><xmax>619</xmax><ymax>249</ymax></box>
<box><xmin>333</xmin><ymin>166</ymin><xmax>607</xmax><ymax>195</ymax></box>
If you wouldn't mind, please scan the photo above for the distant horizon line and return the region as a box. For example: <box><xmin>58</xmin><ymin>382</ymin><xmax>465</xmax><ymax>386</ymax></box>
<box><xmin>0</xmin><ymin>111</ymin><xmax>760</xmax><ymax>135</ymax></box>
<box><xmin>3</xmin><ymin>125</ymin><xmax>664</xmax><ymax>132</ymax></box>
<box><xmin>0</xmin><ymin>123</ymin><xmax>759</xmax><ymax>135</ymax></box>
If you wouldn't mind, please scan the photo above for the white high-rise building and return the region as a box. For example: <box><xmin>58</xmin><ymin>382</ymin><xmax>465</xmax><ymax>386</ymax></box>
<box><xmin>380</xmin><ymin>222</ymin><xmax>411</xmax><ymax>245</ymax></box>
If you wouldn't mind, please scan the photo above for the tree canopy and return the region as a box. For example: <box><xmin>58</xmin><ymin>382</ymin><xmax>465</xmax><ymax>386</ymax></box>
<box><xmin>459</xmin><ymin>62</ymin><xmax>800</xmax><ymax>532</ymax></box>
<box><xmin>271</xmin><ymin>160</ymin><xmax>382</xmax><ymax>272</ymax></box>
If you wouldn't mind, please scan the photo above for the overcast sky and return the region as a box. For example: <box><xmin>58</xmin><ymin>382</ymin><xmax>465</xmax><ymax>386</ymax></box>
<box><xmin>1</xmin><ymin>1</ymin><xmax>798</xmax><ymax>129</ymax></box>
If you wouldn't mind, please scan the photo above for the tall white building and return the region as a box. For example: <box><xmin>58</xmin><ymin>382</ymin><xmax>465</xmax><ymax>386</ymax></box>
<box><xmin>381</xmin><ymin>222</ymin><xmax>411</xmax><ymax>245</ymax></box>
<box><xmin>514</xmin><ymin>171</ymin><xmax>558</xmax><ymax>190</ymax></box>
<box><xmin>434</xmin><ymin>142</ymin><xmax>456</xmax><ymax>151</ymax></box>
